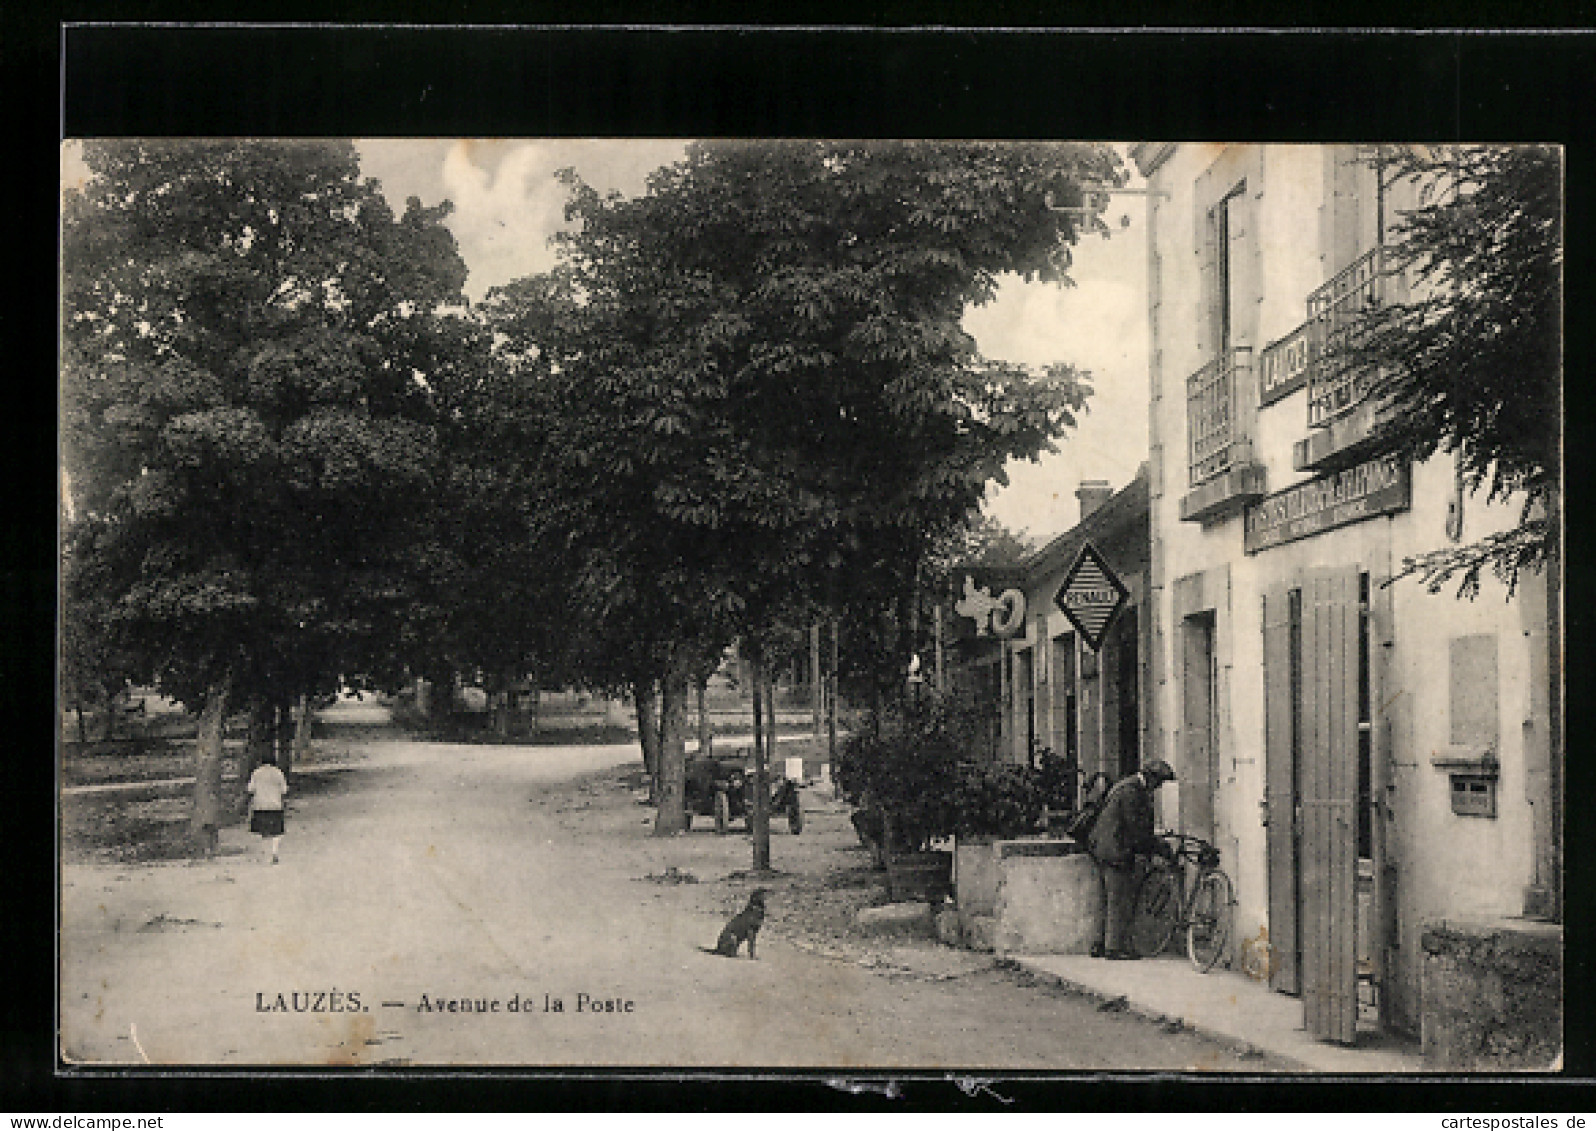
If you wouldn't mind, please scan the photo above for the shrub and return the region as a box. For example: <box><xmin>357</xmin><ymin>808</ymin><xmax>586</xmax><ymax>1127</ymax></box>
<box><xmin>837</xmin><ymin>693</ymin><xmax>1090</xmax><ymax>847</ymax></box>
<box><xmin>1031</xmin><ymin>747</ymin><xmax>1079</xmax><ymax>811</ymax></box>
<box><xmin>834</xmin><ymin>692</ymin><xmax>971</xmax><ymax>852</ymax></box>
<box><xmin>949</xmin><ymin>759</ymin><xmax>1045</xmax><ymax>839</ymax></box>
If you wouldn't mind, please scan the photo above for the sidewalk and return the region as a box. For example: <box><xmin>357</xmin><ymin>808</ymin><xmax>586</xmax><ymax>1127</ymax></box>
<box><xmin>1008</xmin><ymin>952</ymin><xmax>1429</xmax><ymax>1074</ymax></box>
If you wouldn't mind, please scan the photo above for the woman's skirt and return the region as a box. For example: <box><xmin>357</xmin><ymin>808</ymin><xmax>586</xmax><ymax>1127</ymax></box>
<box><xmin>251</xmin><ymin>808</ymin><xmax>285</xmax><ymax>837</ymax></box>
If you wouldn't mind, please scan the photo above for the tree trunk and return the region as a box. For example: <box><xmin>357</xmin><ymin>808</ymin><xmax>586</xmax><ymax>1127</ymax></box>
<box><xmin>289</xmin><ymin>692</ymin><xmax>313</xmax><ymax>781</ymax></box>
<box><xmin>273</xmin><ymin>695</ymin><xmax>295</xmax><ymax>780</ymax></box>
<box><xmin>696</xmin><ymin>677</ymin><xmax>713</xmax><ymax>759</ymax></box>
<box><xmin>811</xmin><ymin>623</ymin><xmax>823</xmax><ymax>742</ymax></box>
<box><xmin>190</xmin><ymin>677</ymin><xmax>230</xmax><ymax>854</ymax></box>
<box><xmin>652</xmin><ymin>660</ymin><xmax>691</xmax><ymax>836</ymax></box>
<box><xmin>751</xmin><ymin>673</ymin><xmax>764</xmax><ymax>770</ymax></box>
<box><xmin>497</xmin><ymin>666</ymin><xmax>521</xmax><ymax>738</ymax></box>
<box><xmin>634</xmin><ymin>677</ymin><xmax>662</xmax><ymax>803</ymax></box>
<box><xmin>426</xmin><ymin>667</ymin><xmax>455</xmax><ymax>720</ymax></box>
<box><xmin>828</xmin><ymin>617</ymin><xmax>840</xmax><ymax>778</ymax></box>
<box><xmin>748</xmin><ymin>651</ymin><xmax>773</xmax><ymax>873</ymax></box>
<box><xmin>765</xmin><ymin>665</ymin><xmax>779</xmax><ymax>770</ymax></box>
<box><xmin>239</xmin><ymin>697</ymin><xmax>275</xmax><ymax>817</ymax></box>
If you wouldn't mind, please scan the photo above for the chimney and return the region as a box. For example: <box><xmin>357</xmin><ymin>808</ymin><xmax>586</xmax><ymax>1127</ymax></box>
<box><xmin>1076</xmin><ymin>479</ymin><xmax>1113</xmax><ymax>523</ymax></box>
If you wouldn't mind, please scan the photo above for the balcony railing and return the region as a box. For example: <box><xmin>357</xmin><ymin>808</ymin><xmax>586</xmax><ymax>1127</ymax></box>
<box><xmin>1306</xmin><ymin>245</ymin><xmax>1386</xmax><ymax>428</ymax></box>
<box><xmin>1187</xmin><ymin>349</ymin><xmax>1253</xmax><ymax>487</ymax></box>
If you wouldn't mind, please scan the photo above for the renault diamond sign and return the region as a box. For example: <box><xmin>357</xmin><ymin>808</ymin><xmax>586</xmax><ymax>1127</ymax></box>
<box><xmin>1055</xmin><ymin>542</ymin><xmax>1129</xmax><ymax>652</ymax></box>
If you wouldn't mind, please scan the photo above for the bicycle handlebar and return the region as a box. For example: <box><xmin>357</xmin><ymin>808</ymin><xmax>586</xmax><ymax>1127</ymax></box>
<box><xmin>1153</xmin><ymin>831</ymin><xmax>1222</xmax><ymax>867</ymax></box>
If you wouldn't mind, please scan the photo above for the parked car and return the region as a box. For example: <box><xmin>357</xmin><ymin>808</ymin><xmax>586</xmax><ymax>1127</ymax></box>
<box><xmin>684</xmin><ymin>750</ymin><xmax>803</xmax><ymax>835</ymax></box>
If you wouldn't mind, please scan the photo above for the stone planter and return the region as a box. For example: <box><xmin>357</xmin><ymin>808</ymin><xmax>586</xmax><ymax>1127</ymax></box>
<box><xmin>953</xmin><ymin>836</ymin><xmax>1003</xmax><ymax>920</ymax></box>
<box><xmin>992</xmin><ymin>839</ymin><xmax>1101</xmax><ymax>956</ymax></box>
<box><xmin>885</xmin><ymin>850</ymin><xmax>952</xmax><ymax>902</ymax></box>
<box><xmin>1420</xmin><ymin>919</ymin><xmax>1563</xmax><ymax>1070</ymax></box>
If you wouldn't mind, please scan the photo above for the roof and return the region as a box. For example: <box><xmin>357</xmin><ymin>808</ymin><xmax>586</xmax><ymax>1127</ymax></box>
<box><xmin>1129</xmin><ymin>143</ymin><xmax>1178</xmax><ymax>178</ymax></box>
<box><xmin>1019</xmin><ymin>463</ymin><xmax>1149</xmax><ymax>584</ymax></box>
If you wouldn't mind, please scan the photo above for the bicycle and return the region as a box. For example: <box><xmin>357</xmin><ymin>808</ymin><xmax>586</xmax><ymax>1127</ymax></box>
<box><xmin>1127</xmin><ymin>831</ymin><xmax>1234</xmax><ymax>972</ymax></box>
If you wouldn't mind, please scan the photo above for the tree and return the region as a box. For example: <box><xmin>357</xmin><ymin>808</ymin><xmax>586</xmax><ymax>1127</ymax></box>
<box><xmin>61</xmin><ymin>140</ymin><xmax>470</xmax><ymax>849</ymax></box>
<box><xmin>1322</xmin><ymin>144</ymin><xmax>1561</xmax><ymax>598</ymax></box>
<box><xmin>525</xmin><ymin>141</ymin><xmax>1114</xmax><ymax>851</ymax></box>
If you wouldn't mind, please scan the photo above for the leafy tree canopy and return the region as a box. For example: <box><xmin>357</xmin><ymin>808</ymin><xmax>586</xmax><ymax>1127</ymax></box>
<box><xmin>1326</xmin><ymin>144</ymin><xmax>1561</xmax><ymax>597</ymax></box>
<box><xmin>61</xmin><ymin>139</ymin><xmax>473</xmax><ymax>709</ymax></box>
<box><xmin>533</xmin><ymin>140</ymin><xmax>1112</xmax><ymax>662</ymax></box>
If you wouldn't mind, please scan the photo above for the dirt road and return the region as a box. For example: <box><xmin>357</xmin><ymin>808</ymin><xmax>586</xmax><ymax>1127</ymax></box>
<box><xmin>60</xmin><ymin>703</ymin><xmax>1284</xmax><ymax>1071</ymax></box>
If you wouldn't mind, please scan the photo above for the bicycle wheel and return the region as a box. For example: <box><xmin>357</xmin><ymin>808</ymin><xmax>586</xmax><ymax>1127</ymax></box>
<box><xmin>1129</xmin><ymin>865</ymin><xmax>1180</xmax><ymax>958</ymax></box>
<box><xmin>1186</xmin><ymin>869</ymin><xmax>1234</xmax><ymax>973</ymax></box>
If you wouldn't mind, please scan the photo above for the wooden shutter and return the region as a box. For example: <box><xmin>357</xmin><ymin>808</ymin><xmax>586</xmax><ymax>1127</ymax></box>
<box><xmin>1299</xmin><ymin>568</ymin><xmax>1360</xmax><ymax>1044</ymax></box>
<box><xmin>1179</xmin><ymin>617</ymin><xmax>1216</xmax><ymax>841</ymax></box>
<box><xmin>1262</xmin><ymin>587</ymin><xmax>1299</xmax><ymax>994</ymax></box>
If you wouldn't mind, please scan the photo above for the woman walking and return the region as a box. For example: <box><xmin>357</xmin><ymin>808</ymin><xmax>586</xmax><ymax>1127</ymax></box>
<box><xmin>247</xmin><ymin>754</ymin><xmax>289</xmax><ymax>863</ymax></box>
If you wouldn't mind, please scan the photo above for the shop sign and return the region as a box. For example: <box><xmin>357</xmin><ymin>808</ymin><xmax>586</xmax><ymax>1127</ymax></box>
<box><xmin>951</xmin><ymin>570</ymin><xmax>1027</xmax><ymax>640</ymax></box>
<box><xmin>1054</xmin><ymin>542</ymin><xmax>1129</xmax><ymax>652</ymax></box>
<box><xmin>1259</xmin><ymin>323</ymin><xmax>1313</xmax><ymax>406</ymax></box>
<box><xmin>1244</xmin><ymin>455</ymin><xmax>1410</xmax><ymax>553</ymax></box>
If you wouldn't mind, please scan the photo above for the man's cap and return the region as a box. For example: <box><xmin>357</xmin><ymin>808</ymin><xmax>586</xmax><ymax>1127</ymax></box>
<box><xmin>1142</xmin><ymin>759</ymin><xmax>1176</xmax><ymax>782</ymax></box>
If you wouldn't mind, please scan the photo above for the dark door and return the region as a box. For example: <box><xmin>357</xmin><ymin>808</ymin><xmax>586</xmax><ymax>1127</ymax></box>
<box><xmin>1052</xmin><ymin>633</ymin><xmax>1078</xmax><ymax>766</ymax></box>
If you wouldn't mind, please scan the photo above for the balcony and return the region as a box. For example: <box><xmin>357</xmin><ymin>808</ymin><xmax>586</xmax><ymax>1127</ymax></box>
<box><xmin>1305</xmin><ymin>245</ymin><xmax>1386</xmax><ymax>430</ymax></box>
<box><xmin>1180</xmin><ymin>348</ymin><xmax>1266</xmax><ymax>524</ymax></box>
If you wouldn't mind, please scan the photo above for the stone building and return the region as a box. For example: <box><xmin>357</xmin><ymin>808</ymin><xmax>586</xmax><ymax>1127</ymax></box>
<box><xmin>947</xmin><ymin>466</ymin><xmax>1151</xmax><ymax>796</ymax></box>
<box><xmin>1131</xmin><ymin>143</ymin><xmax>1560</xmax><ymax>1063</ymax></box>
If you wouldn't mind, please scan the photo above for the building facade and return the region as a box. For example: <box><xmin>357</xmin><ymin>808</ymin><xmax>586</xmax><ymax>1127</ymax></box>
<box><xmin>1133</xmin><ymin>143</ymin><xmax>1560</xmax><ymax>1046</ymax></box>
<box><xmin>948</xmin><ymin>469</ymin><xmax>1151</xmax><ymax>801</ymax></box>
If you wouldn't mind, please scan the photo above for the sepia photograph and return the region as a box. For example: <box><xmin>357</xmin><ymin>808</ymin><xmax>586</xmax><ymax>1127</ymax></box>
<box><xmin>55</xmin><ymin>32</ymin><xmax>1566</xmax><ymax>1082</ymax></box>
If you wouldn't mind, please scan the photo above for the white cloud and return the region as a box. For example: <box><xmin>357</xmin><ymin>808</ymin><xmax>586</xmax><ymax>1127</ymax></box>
<box><xmin>439</xmin><ymin>142</ymin><xmax>571</xmax><ymax>298</ymax></box>
<box><xmin>359</xmin><ymin>139</ymin><xmax>688</xmax><ymax>301</ymax></box>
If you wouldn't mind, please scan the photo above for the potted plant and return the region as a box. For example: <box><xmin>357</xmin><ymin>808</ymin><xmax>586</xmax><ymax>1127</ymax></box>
<box><xmin>834</xmin><ymin>693</ymin><xmax>967</xmax><ymax>901</ymax></box>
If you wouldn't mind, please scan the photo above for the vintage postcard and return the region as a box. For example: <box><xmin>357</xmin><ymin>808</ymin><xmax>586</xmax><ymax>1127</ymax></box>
<box><xmin>57</xmin><ymin>31</ymin><xmax>1565</xmax><ymax>1079</ymax></box>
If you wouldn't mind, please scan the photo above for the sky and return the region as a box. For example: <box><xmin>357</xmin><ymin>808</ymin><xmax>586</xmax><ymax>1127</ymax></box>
<box><xmin>354</xmin><ymin>139</ymin><xmax>1150</xmax><ymax>548</ymax></box>
<box><xmin>63</xmin><ymin>139</ymin><xmax>1151</xmax><ymax>547</ymax></box>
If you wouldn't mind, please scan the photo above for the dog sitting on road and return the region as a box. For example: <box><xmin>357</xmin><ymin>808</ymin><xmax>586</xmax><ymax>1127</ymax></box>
<box><xmin>701</xmin><ymin>889</ymin><xmax>766</xmax><ymax>959</ymax></box>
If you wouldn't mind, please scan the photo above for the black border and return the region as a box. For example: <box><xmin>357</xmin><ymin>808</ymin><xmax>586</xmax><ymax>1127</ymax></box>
<box><xmin>15</xmin><ymin>16</ymin><xmax>1595</xmax><ymax>1114</ymax></box>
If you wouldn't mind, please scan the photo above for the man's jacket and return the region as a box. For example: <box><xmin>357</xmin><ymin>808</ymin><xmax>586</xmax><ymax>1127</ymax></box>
<box><xmin>1088</xmin><ymin>773</ymin><xmax>1161</xmax><ymax>866</ymax></box>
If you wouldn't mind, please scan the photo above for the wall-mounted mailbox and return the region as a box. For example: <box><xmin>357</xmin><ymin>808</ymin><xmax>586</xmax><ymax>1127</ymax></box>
<box><xmin>1431</xmin><ymin>746</ymin><xmax>1499</xmax><ymax>819</ymax></box>
<box><xmin>1449</xmin><ymin>774</ymin><xmax>1497</xmax><ymax>817</ymax></box>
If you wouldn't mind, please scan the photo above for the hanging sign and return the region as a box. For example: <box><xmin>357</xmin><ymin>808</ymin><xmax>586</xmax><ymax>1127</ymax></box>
<box><xmin>1054</xmin><ymin>542</ymin><xmax>1129</xmax><ymax>652</ymax></box>
<box><xmin>952</xmin><ymin>572</ymin><xmax>1027</xmax><ymax>640</ymax></box>
<box><xmin>1244</xmin><ymin>454</ymin><xmax>1411</xmax><ymax>553</ymax></box>
<box><xmin>1259</xmin><ymin>322</ymin><xmax>1313</xmax><ymax>406</ymax></box>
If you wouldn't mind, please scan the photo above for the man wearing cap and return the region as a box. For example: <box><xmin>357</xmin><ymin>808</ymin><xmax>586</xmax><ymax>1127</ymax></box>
<box><xmin>1087</xmin><ymin>759</ymin><xmax>1177</xmax><ymax>959</ymax></box>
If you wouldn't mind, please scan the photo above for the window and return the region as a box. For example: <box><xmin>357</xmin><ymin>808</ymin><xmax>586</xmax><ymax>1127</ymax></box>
<box><xmin>1217</xmin><ymin>184</ymin><xmax>1246</xmax><ymax>357</ymax></box>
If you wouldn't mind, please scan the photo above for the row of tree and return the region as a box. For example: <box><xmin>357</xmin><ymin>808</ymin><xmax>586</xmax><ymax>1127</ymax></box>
<box><xmin>61</xmin><ymin>139</ymin><xmax>1119</xmax><ymax>861</ymax></box>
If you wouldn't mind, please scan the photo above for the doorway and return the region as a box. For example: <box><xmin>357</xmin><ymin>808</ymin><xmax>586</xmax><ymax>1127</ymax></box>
<box><xmin>1016</xmin><ymin>647</ymin><xmax>1035</xmax><ymax>762</ymax></box>
<box><xmin>1052</xmin><ymin>633</ymin><xmax>1078</xmax><ymax>767</ymax></box>
<box><xmin>1180</xmin><ymin>612</ymin><xmax>1218</xmax><ymax>842</ymax></box>
<box><xmin>1263</xmin><ymin>567</ymin><xmax>1380</xmax><ymax>1045</ymax></box>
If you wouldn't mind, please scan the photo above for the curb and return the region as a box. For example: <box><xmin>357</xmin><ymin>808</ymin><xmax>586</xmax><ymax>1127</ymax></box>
<box><xmin>994</xmin><ymin>955</ymin><xmax>1309</xmax><ymax>1071</ymax></box>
